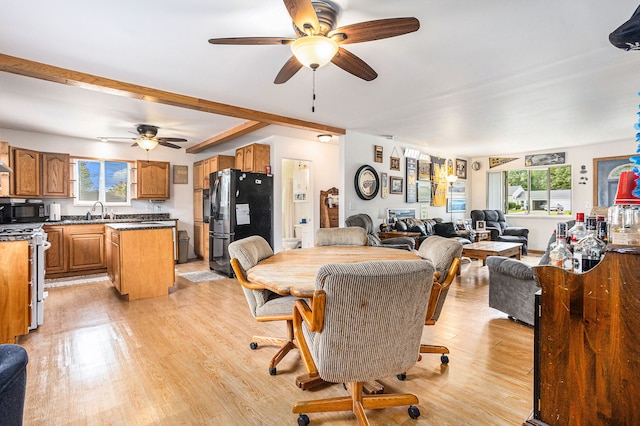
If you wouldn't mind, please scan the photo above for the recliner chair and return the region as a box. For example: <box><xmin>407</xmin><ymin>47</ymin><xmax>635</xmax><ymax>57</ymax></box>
<box><xmin>345</xmin><ymin>213</ymin><xmax>415</xmax><ymax>251</ymax></box>
<box><xmin>470</xmin><ymin>209</ymin><xmax>529</xmax><ymax>254</ymax></box>
<box><xmin>0</xmin><ymin>344</ymin><xmax>28</xmax><ymax>426</ymax></box>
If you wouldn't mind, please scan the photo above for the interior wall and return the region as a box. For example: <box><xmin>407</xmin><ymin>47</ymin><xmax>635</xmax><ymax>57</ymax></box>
<box><xmin>341</xmin><ymin>130</ymin><xmax>469</xmax><ymax>228</ymax></box>
<box><xmin>469</xmin><ymin>138</ymin><xmax>635</xmax><ymax>251</ymax></box>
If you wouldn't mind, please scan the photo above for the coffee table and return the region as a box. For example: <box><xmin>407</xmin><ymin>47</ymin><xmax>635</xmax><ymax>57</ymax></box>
<box><xmin>462</xmin><ymin>241</ymin><xmax>522</xmax><ymax>266</ymax></box>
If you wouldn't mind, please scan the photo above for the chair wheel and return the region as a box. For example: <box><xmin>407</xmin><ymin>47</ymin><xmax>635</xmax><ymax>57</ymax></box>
<box><xmin>408</xmin><ymin>405</ymin><xmax>421</xmax><ymax>419</ymax></box>
<box><xmin>269</xmin><ymin>367</ymin><xmax>277</xmax><ymax>376</ymax></box>
<box><xmin>250</xmin><ymin>342</ymin><xmax>258</xmax><ymax>350</ymax></box>
<box><xmin>441</xmin><ymin>354</ymin><xmax>449</xmax><ymax>364</ymax></box>
<box><xmin>397</xmin><ymin>373</ymin><xmax>407</xmax><ymax>381</ymax></box>
<box><xmin>297</xmin><ymin>413</ymin><xmax>310</xmax><ymax>426</ymax></box>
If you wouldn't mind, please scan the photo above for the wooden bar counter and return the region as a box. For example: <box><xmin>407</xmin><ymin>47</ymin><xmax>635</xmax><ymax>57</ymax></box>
<box><xmin>529</xmin><ymin>245</ymin><xmax>640</xmax><ymax>425</ymax></box>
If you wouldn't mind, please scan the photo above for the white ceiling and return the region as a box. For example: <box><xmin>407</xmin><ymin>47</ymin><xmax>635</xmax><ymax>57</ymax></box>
<box><xmin>1</xmin><ymin>0</ymin><xmax>639</xmax><ymax>157</ymax></box>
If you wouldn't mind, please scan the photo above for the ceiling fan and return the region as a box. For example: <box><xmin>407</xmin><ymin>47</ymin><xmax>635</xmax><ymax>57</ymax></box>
<box><xmin>98</xmin><ymin>124</ymin><xmax>188</xmax><ymax>151</ymax></box>
<box><xmin>208</xmin><ymin>0</ymin><xmax>420</xmax><ymax>84</ymax></box>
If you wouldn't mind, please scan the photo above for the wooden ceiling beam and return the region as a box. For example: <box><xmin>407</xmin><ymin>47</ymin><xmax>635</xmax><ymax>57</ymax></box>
<box><xmin>0</xmin><ymin>53</ymin><xmax>346</xmax><ymax>137</ymax></box>
<box><xmin>187</xmin><ymin>121</ymin><xmax>270</xmax><ymax>154</ymax></box>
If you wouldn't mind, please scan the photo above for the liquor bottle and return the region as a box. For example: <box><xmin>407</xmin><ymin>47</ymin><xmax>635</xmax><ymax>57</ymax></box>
<box><xmin>549</xmin><ymin>222</ymin><xmax>573</xmax><ymax>271</ymax></box>
<box><xmin>567</xmin><ymin>212</ymin><xmax>586</xmax><ymax>250</ymax></box>
<box><xmin>597</xmin><ymin>219</ymin><xmax>608</xmax><ymax>244</ymax></box>
<box><xmin>573</xmin><ymin>217</ymin><xmax>606</xmax><ymax>273</ymax></box>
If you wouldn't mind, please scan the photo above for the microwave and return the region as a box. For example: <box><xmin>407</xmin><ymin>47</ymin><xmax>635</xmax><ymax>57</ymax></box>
<box><xmin>0</xmin><ymin>201</ymin><xmax>46</xmax><ymax>223</ymax></box>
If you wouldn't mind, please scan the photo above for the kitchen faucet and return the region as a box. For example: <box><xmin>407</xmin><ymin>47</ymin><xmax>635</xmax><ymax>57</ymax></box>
<box><xmin>91</xmin><ymin>201</ymin><xmax>105</xmax><ymax>219</ymax></box>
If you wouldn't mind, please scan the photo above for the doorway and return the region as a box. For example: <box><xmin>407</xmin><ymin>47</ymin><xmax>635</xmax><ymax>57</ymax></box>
<box><xmin>282</xmin><ymin>159</ymin><xmax>312</xmax><ymax>248</ymax></box>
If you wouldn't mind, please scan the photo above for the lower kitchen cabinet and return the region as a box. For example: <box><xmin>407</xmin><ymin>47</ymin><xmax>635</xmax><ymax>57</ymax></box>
<box><xmin>44</xmin><ymin>224</ymin><xmax>106</xmax><ymax>278</ymax></box>
<box><xmin>105</xmin><ymin>225</ymin><xmax>175</xmax><ymax>300</ymax></box>
<box><xmin>194</xmin><ymin>221</ymin><xmax>203</xmax><ymax>258</ymax></box>
<box><xmin>0</xmin><ymin>241</ymin><xmax>29</xmax><ymax>344</ymax></box>
<box><xmin>44</xmin><ymin>225</ymin><xmax>65</xmax><ymax>274</ymax></box>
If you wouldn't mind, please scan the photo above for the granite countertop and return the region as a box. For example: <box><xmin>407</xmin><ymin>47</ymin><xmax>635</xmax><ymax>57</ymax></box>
<box><xmin>105</xmin><ymin>222</ymin><xmax>176</xmax><ymax>231</ymax></box>
<box><xmin>41</xmin><ymin>214</ymin><xmax>176</xmax><ymax>226</ymax></box>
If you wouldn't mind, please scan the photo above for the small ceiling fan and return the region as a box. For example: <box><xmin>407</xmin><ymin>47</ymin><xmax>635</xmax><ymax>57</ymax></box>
<box><xmin>208</xmin><ymin>0</ymin><xmax>420</xmax><ymax>84</ymax></box>
<box><xmin>98</xmin><ymin>124</ymin><xmax>188</xmax><ymax>151</ymax></box>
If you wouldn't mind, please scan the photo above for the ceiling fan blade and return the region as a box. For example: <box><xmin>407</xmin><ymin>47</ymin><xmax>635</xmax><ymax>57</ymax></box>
<box><xmin>158</xmin><ymin>141</ymin><xmax>182</xmax><ymax>149</ymax></box>
<box><xmin>274</xmin><ymin>56</ymin><xmax>303</xmax><ymax>84</ymax></box>
<box><xmin>131</xmin><ymin>142</ymin><xmax>138</xmax><ymax>147</ymax></box>
<box><xmin>331</xmin><ymin>48</ymin><xmax>377</xmax><ymax>81</ymax></box>
<box><xmin>283</xmin><ymin>0</ymin><xmax>319</xmax><ymax>35</ymax></box>
<box><xmin>97</xmin><ymin>137</ymin><xmax>135</xmax><ymax>142</ymax></box>
<box><xmin>208</xmin><ymin>37</ymin><xmax>295</xmax><ymax>45</ymax></box>
<box><xmin>328</xmin><ymin>17</ymin><xmax>420</xmax><ymax>44</ymax></box>
<box><xmin>157</xmin><ymin>137</ymin><xmax>187</xmax><ymax>143</ymax></box>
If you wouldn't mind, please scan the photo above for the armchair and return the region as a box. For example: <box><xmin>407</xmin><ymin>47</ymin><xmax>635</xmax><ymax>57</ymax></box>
<box><xmin>470</xmin><ymin>209</ymin><xmax>529</xmax><ymax>254</ymax></box>
<box><xmin>345</xmin><ymin>213</ymin><xmax>415</xmax><ymax>251</ymax></box>
<box><xmin>228</xmin><ymin>236</ymin><xmax>298</xmax><ymax>376</ymax></box>
<box><xmin>291</xmin><ymin>260</ymin><xmax>435</xmax><ymax>425</ymax></box>
<box><xmin>315</xmin><ymin>227</ymin><xmax>368</xmax><ymax>247</ymax></box>
<box><xmin>0</xmin><ymin>344</ymin><xmax>28</xmax><ymax>426</ymax></box>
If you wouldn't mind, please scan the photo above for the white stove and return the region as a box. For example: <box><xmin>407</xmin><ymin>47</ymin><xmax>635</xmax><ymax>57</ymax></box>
<box><xmin>0</xmin><ymin>223</ymin><xmax>50</xmax><ymax>330</ymax></box>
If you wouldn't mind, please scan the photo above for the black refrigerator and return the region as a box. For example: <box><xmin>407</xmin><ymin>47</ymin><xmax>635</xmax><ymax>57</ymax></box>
<box><xmin>209</xmin><ymin>168</ymin><xmax>273</xmax><ymax>276</ymax></box>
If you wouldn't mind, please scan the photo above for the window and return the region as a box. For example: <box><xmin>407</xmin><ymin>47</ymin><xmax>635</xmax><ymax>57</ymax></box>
<box><xmin>74</xmin><ymin>159</ymin><xmax>131</xmax><ymax>206</ymax></box>
<box><xmin>488</xmin><ymin>165</ymin><xmax>572</xmax><ymax>216</ymax></box>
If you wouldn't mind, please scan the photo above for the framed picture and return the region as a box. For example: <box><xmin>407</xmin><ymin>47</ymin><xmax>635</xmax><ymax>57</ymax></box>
<box><xmin>405</xmin><ymin>157</ymin><xmax>417</xmax><ymax>203</ymax></box>
<box><xmin>455</xmin><ymin>159</ymin><xmax>467</xmax><ymax>179</ymax></box>
<box><xmin>390</xmin><ymin>156</ymin><xmax>400</xmax><ymax>171</ymax></box>
<box><xmin>525</xmin><ymin>152</ymin><xmax>565</xmax><ymax>166</ymax></box>
<box><xmin>354</xmin><ymin>165</ymin><xmax>380</xmax><ymax>200</ymax></box>
<box><xmin>390</xmin><ymin>176</ymin><xmax>404</xmax><ymax>194</ymax></box>
<box><xmin>173</xmin><ymin>165</ymin><xmax>188</xmax><ymax>184</ymax></box>
<box><xmin>418</xmin><ymin>160</ymin><xmax>431</xmax><ymax>181</ymax></box>
<box><xmin>417</xmin><ymin>180</ymin><xmax>431</xmax><ymax>203</ymax></box>
<box><xmin>387</xmin><ymin>208</ymin><xmax>417</xmax><ymax>224</ymax></box>
<box><xmin>447</xmin><ymin>198</ymin><xmax>467</xmax><ymax>213</ymax></box>
<box><xmin>374</xmin><ymin>145</ymin><xmax>383</xmax><ymax>163</ymax></box>
<box><xmin>593</xmin><ymin>155</ymin><xmax>635</xmax><ymax>207</ymax></box>
<box><xmin>476</xmin><ymin>220</ymin><xmax>486</xmax><ymax>230</ymax></box>
<box><xmin>380</xmin><ymin>172</ymin><xmax>388</xmax><ymax>198</ymax></box>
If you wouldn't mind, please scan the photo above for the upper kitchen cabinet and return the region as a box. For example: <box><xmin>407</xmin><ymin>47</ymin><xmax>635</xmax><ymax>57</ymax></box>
<box><xmin>133</xmin><ymin>160</ymin><xmax>170</xmax><ymax>200</ymax></box>
<box><xmin>0</xmin><ymin>142</ymin><xmax>9</xmax><ymax>197</ymax></box>
<box><xmin>235</xmin><ymin>143</ymin><xmax>270</xmax><ymax>173</ymax></box>
<box><xmin>41</xmin><ymin>153</ymin><xmax>69</xmax><ymax>198</ymax></box>
<box><xmin>193</xmin><ymin>160</ymin><xmax>203</xmax><ymax>190</ymax></box>
<box><xmin>11</xmin><ymin>147</ymin><xmax>40</xmax><ymax>197</ymax></box>
<box><xmin>206</xmin><ymin>155</ymin><xmax>235</xmax><ymax>187</ymax></box>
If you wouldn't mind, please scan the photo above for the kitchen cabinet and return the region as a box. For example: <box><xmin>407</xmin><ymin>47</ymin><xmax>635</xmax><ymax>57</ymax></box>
<box><xmin>206</xmin><ymin>155</ymin><xmax>234</xmax><ymax>187</ymax></box>
<box><xmin>235</xmin><ymin>143</ymin><xmax>270</xmax><ymax>173</ymax></box>
<box><xmin>193</xmin><ymin>161</ymin><xmax>203</xmax><ymax>190</ymax></box>
<box><xmin>105</xmin><ymin>224</ymin><xmax>175</xmax><ymax>300</ymax></box>
<box><xmin>44</xmin><ymin>226</ymin><xmax>65</xmax><ymax>274</ymax></box>
<box><xmin>41</xmin><ymin>152</ymin><xmax>69</xmax><ymax>198</ymax></box>
<box><xmin>0</xmin><ymin>241</ymin><xmax>29</xmax><ymax>344</ymax></box>
<box><xmin>11</xmin><ymin>147</ymin><xmax>40</xmax><ymax>197</ymax></box>
<box><xmin>194</xmin><ymin>221</ymin><xmax>204</xmax><ymax>258</ymax></box>
<box><xmin>194</xmin><ymin>189</ymin><xmax>203</xmax><ymax>223</ymax></box>
<box><xmin>133</xmin><ymin>160</ymin><xmax>170</xmax><ymax>200</ymax></box>
<box><xmin>43</xmin><ymin>224</ymin><xmax>106</xmax><ymax>278</ymax></box>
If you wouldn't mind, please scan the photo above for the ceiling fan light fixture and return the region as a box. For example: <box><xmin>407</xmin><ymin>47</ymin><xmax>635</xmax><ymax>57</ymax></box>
<box><xmin>137</xmin><ymin>137</ymin><xmax>158</xmax><ymax>151</ymax></box>
<box><xmin>317</xmin><ymin>134</ymin><xmax>332</xmax><ymax>143</ymax></box>
<box><xmin>291</xmin><ymin>35</ymin><xmax>338</xmax><ymax>69</ymax></box>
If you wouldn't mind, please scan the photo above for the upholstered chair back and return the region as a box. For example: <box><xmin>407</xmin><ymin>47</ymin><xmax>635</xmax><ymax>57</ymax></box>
<box><xmin>228</xmin><ymin>236</ymin><xmax>275</xmax><ymax>317</ymax></box>
<box><xmin>0</xmin><ymin>344</ymin><xmax>28</xmax><ymax>426</ymax></box>
<box><xmin>418</xmin><ymin>236</ymin><xmax>463</xmax><ymax>322</ymax></box>
<box><xmin>304</xmin><ymin>260</ymin><xmax>435</xmax><ymax>383</ymax></box>
<box><xmin>344</xmin><ymin>213</ymin><xmax>383</xmax><ymax>246</ymax></box>
<box><xmin>315</xmin><ymin>227</ymin><xmax>368</xmax><ymax>247</ymax></box>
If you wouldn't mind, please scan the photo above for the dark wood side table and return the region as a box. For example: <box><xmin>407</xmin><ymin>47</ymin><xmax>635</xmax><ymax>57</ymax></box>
<box><xmin>378</xmin><ymin>231</ymin><xmax>422</xmax><ymax>248</ymax></box>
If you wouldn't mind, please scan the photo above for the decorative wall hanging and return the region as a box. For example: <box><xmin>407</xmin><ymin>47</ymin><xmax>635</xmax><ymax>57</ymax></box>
<box><xmin>455</xmin><ymin>159</ymin><xmax>467</xmax><ymax>179</ymax></box>
<box><xmin>390</xmin><ymin>147</ymin><xmax>400</xmax><ymax>171</ymax></box>
<box><xmin>593</xmin><ymin>155</ymin><xmax>635</xmax><ymax>206</ymax></box>
<box><xmin>447</xmin><ymin>159</ymin><xmax>454</xmax><ymax>175</ymax></box>
<box><xmin>430</xmin><ymin>156</ymin><xmax>446</xmax><ymax>207</ymax></box>
<box><xmin>418</xmin><ymin>160</ymin><xmax>431</xmax><ymax>180</ymax></box>
<box><xmin>173</xmin><ymin>165</ymin><xmax>188</xmax><ymax>184</ymax></box>
<box><xmin>489</xmin><ymin>157</ymin><xmax>518</xmax><ymax>168</ymax></box>
<box><xmin>471</xmin><ymin>161</ymin><xmax>481</xmax><ymax>171</ymax></box>
<box><xmin>525</xmin><ymin>152</ymin><xmax>565</xmax><ymax>167</ymax></box>
<box><xmin>405</xmin><ymin>157</ymin><xmax>417</xmax><ymax>203</ymax></box>
<box><xmin>354</xmin><ymin>165</ymin><xmax>379</xmax><ymax>200</ymax></box>
<box><xmin>374</xmin><ymin>145</ymin><xmax>383</xmax><ymax>163</ymax></box>
<box><xmin>417</xmin><ymin>180</ymin><xmax>431</xmax><ymax>203</ymax></box>
<box><xmin>380</xmin><ymin>172</ymin><xmax>388</xmax><ymax>198</ymax></box>
<box><xmin>389</xmin><ymin>176</ymin><xmax>404</xmax><ymax>194</ymax></box>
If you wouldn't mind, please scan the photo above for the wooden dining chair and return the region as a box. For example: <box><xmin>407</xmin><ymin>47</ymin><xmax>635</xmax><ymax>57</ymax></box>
<box><xmin>314</xmin><ymin>227</ymin><xmax>368</xmax><ymax>247</ymax></box>
<box><xmin>228</xmin><ymin>236</ymin><xmax>298</xmax><ymax>376</ymax></box>
<box><xmin>292</xmin><ymin>260</ymin><xmax>435</xmax><ymax>425</ymax></box>
<box><xmin>415</xmin><ymin>235</ymin><xmax>463</xmax><ymax>365</ymax></box>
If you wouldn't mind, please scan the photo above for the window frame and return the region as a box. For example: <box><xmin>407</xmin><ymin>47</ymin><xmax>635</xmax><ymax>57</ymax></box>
<box><xmin>72</xmin><ymin>157</ymin><xmax>133</xmax><ymax>207</ymax></box>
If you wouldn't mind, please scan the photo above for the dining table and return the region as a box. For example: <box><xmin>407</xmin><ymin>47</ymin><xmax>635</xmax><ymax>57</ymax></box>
<box><xmin>246</xmin><ymin>245</ymin><xmax>421</xmax><ymax>298</ymax></box>
<box><xmin>246</xmin><ymin>245</ymin><xmax>422</xmax><ymax>393</ymax></box>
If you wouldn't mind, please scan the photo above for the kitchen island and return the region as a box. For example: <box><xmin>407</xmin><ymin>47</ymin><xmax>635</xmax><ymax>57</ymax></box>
<box><xmin>105</xmin><ymin>222</ymin><xmax>175</xmax><ymax>301</ymax></box>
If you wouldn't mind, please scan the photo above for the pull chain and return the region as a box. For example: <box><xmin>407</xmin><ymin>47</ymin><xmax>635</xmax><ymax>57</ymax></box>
<box><xmin>312</xmin><ymin>67</ymin><xmax>316</xmax><ymax>113</ymax></box>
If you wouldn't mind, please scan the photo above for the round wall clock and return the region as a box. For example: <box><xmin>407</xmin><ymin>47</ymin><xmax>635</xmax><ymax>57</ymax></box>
<box><xmin>472</xmin><ymin>161</ymin><xmax>481</xmax><ymax>171</ymax></box>
<box><xmin>354</xmin><ymin>165</ymin><xmax>380</xmax><ymax>200</ymax></box>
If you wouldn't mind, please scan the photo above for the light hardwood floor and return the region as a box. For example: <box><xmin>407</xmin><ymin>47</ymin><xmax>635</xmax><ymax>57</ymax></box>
<box><xmin>19</xmin><ymin>255</ymin><xmax>538</xmax><ymax>425</ymax></box>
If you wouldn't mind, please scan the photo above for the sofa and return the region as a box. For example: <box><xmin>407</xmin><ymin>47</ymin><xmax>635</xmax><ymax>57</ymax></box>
<box><xmin>486</xmin><ymin>220</ymin><xmax>574</xmax><ymax>326</ymax></box>
<box><xmin>470</xmin><ymin>209</ymin><xmax>529</xmax><ymax>254</ymax></box>
<box><xmin>395</xmin><ymin>218</ymin><xmax>473</xmax><ymax>245</ymax></box>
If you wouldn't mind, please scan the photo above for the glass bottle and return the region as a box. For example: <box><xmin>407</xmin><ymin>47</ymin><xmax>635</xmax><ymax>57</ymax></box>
<box><xmin>597</xmin><ymin>220</ymin><xmax>608</xmax><ymax>244</ymax></box>
<box><xmin>573</xmin><ymin>217</ymin><xmax>606</xmax><ymax>273</ymax></box>
<box><xmin>549</xmin><ymin>222</ymin><xmax>573</xmax><ymax>271</ymax></box>
<box><xmin>567</xmin><ymin>212</ymin><xmax>586</xmax><ymax>250</ymax></box>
